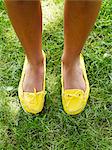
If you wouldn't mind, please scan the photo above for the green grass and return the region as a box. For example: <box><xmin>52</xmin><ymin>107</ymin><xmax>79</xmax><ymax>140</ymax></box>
<box><xmin>0</xmin><ymin>0</ymin><xmax>112</xmax><ymax>149</ymax></box>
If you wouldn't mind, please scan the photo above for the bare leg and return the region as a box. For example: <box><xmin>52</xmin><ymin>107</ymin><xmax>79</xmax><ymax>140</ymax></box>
<box><xmin>5</xmin><ymin>0</ymin><xmax>44</xmax><ymax>92</ymax></box>
<box><xmin>62</xmin><ymin>0</ymin><xmax>101</xmax><ymax>90</ymax></box>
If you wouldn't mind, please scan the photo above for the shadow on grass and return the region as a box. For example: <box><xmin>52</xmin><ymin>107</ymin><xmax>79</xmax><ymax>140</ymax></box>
<box><xmin>0</xmin><ymin>0</ymin><xmax>112</xmax><ymax>149</ymax></box>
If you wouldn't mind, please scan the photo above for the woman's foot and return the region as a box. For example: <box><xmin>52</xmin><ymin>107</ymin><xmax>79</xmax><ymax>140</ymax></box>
<box><xmin>23</xmin><ymin>58</ymin><xmax>44</xmax><ymax>92</ymax></box>
<box><xmin>62</xmin><ymin>55</ymin><xmax>86</xmax><ymax>91</ymax></box>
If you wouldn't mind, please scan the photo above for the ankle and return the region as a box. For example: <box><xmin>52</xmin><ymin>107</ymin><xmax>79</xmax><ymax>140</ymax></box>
<box><xmin>27</xmin><ymin>57</ymin><xmax>44</xmax><ymax>72</ymax></box>
<box><xmin>61</xmin><ymin>53</ymin><xmax>80</xmax><ymax>66</ymax></box>
<box><xmin>27</xmin><ymin>54</ymin><xmax>44</xmax><ymax>67</ymax></box>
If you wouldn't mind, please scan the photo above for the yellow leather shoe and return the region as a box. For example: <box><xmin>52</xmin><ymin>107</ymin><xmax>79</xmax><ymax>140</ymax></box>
<box><xmin>61</xmin><ymin>54</ymin><xmax>90</xmax><ymax>115</ymax></box>
<box><xmin>18</xmin><ymin>51</ymin><xmax>46</xmax><ymax>114</ymax></box>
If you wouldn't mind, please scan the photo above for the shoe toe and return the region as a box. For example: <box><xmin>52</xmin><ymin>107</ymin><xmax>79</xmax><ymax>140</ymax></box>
<box><xmin>62</xmin><ymin>90</ymin><xmax>86</xmax><ymax>115</ymax></box>
<box><xmin>19</xmin><ymin>91</ymin><xmax>46</xmax><ymax>114</ymax></box>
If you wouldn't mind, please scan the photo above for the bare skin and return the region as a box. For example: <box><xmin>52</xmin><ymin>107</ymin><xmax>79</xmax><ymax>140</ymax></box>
<box><xmin>5</xmin><ymin>0</ymin><xmax>44</xmax><ymax>92</ymax></box>
<box><xmin>62</xmin><ymin>0</ymin><xmax>101</xmax><ymax>91</ymax></box>
<box><xmin>5</xmin><ymin>0</ymin><xmax>101</xmax><ymax>92</ymax></box>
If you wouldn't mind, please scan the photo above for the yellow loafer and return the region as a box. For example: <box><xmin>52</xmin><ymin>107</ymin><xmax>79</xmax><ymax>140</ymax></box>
<box><xmin>18</xmin><ymin>51</ymin><xmax>46</xmax><ymax>114</ymax></box>
<box><xmin>61</xmin><ymin>54</ymin><xmax>90</xmax><ymax>115</ymax></box>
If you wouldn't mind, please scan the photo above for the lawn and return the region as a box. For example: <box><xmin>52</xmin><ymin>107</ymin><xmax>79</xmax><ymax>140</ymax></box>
<box><xmin>0</xmin><ymin>0</ymin><xmax>112</xmax><ymax>149</ymax></box>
